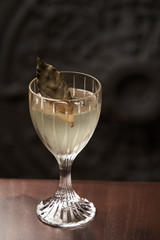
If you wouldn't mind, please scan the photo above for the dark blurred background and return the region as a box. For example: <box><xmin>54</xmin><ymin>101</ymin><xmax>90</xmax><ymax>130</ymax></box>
<box><xmin>0</xmin><ymin>0</ymin><xmax>160</xmax><ymax>181</ymax></box>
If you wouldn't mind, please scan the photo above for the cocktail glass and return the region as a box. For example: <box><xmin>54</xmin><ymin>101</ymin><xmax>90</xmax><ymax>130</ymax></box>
<box><xmin>29</xmin><ymin>71</ymin><xmax>102</xmax><ymax>228</ymax></box>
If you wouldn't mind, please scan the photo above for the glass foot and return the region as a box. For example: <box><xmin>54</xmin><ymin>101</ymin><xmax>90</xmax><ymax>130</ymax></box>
<box><xmin>37</xmin><ymin>188</ymin><xmax>96</xmax><ymax>228</ymax></box>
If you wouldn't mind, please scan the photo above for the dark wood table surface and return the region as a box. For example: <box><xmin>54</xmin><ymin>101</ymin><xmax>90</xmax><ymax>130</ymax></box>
<box><xmin>0</xmin><ymin>179</ymin><xmax>159</xmax><ymax>240</ymax></box>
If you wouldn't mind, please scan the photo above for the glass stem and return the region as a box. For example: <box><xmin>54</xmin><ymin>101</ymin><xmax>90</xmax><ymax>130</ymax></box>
<box><xmin>59</xmin><ymin>164</ymin><xmax>72</xmax><ymax>189</ymax></box>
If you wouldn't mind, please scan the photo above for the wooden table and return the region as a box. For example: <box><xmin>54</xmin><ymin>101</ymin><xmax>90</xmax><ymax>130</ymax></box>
<box><xmin>0</xmin><ymin>179</ymin><xmax>159</xmax><ymax>240</ymax></box>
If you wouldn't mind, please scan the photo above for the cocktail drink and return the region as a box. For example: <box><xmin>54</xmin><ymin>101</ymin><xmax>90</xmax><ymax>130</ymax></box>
<box><xmin>29</xmin><ymin>66</ymin><xmax>101</xmax><ymax>228</ymax></box>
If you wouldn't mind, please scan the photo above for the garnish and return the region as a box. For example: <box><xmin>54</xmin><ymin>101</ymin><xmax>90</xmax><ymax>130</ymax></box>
<box><xmin>36</xmin><ymin>57</ymin><xmax>74</xmax><ymax>126</ymax></box>
<box><xmin>36</xmin><ymin>57</ymin><xmax>71</xmax><ymax>100</ymax></box>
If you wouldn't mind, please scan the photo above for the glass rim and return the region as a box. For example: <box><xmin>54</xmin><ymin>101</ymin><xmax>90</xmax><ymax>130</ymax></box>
<box><xmin>29</xmin><ymin>71</ymin><xmax>101</xmax><ymax>102</ymax></box>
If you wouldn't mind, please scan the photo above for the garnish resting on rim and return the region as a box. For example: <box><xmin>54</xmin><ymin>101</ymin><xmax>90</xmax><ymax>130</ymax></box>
<box><xmin>36</xmin><ymin>57</ymin><xmax>74</xmax><ymax>126</ymax></box>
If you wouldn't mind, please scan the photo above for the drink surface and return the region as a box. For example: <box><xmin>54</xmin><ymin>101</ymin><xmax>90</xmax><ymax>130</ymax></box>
<box><xmin>29</xmin><ymin>88</ymin><xmax>101</xmax><ymax>160</ymax></box>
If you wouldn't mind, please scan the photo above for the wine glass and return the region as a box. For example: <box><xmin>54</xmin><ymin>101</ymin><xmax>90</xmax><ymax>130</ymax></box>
<box><xmin>29</xmin><ymin>71</ymin><xmax>102</xmax><ymax>228</ymax></box>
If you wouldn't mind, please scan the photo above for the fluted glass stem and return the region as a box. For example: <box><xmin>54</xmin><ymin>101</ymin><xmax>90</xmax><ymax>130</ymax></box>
<box><xmin>59</xmin><ymin>166</ymin><xmax>72</xmax><ymax>189</ymax></box>
<box><xmin>36</xmin><ymin>157</ymin><xmax>96</xmax><ymax>228</ymax></box>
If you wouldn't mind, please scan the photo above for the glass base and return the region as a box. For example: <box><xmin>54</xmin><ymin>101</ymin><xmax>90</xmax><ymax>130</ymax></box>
<box><xmin>36</xmin><ymin>187</ymin><xmax>96</xmax><ymax>228</ymax></box>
